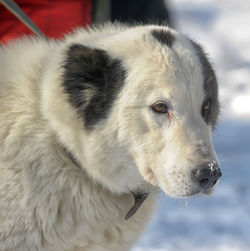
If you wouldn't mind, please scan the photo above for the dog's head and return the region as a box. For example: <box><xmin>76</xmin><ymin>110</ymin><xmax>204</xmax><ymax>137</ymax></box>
<box><xmin>42</xmin><ymin>24</ymin><xmax>221</xmax><ymax>198</ymax></box>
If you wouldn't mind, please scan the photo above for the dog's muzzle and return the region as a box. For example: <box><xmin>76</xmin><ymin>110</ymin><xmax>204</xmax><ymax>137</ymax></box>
<box><xmin>191</xmin><ymin>161</ymin><xmax>222</xmax><ymax>190</ymax></box>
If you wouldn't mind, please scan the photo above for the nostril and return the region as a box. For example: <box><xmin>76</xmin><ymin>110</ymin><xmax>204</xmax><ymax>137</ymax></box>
<box><xmin>199</xmin><ymin>178</ymin><xmax>209</xmax><ymax>186</ymax></box>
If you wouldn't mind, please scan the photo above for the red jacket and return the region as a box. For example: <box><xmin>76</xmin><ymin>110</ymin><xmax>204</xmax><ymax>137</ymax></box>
<box><xmin>0</xmin><ymin>0</ymin><xmax>92</xmax><ymax>43</ymax></box>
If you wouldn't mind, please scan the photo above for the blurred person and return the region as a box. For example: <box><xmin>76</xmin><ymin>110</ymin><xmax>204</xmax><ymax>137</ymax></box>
<box><xmin>0</xmin><ymin>0</ymin><xmax>172</xmax><ymax>43</ymax></box>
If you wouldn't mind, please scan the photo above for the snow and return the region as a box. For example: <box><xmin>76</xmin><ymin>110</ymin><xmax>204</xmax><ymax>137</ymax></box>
<box><xmin>133</xmin><ymin>0</ymin><xmax>250</xmax><ymax>250</ymax></box>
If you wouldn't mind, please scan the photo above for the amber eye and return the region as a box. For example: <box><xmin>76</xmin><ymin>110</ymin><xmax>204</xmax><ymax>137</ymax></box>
<box><xmin>202</xmin><ymin>99</ymin><xmax>212</xmax><ymax>122</ymax></box>
<box><xmin>152</xmin><ymin>102</ymin><xmax>169</xmax><ymax>114</ymax></box>
<box><xmin>203</xmin><ymin>100</ymin><xmax>211</xmax><ymax>114</ymax></box>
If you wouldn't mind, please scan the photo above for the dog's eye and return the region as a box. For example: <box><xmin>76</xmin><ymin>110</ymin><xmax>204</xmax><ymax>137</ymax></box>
<box><xmin>152</xmin><ymin>102</ymin><xmax>169</xmax><ymax>114</ymax></box>
<box><xmin>203</xmin><ymin>100</ymin><xmax>211</xmax><ymax>113</ymax></box>
<box><xmin>202</xmin><ymin>99</ymin><xmax>212</xmax><ymax>121</ymax></box>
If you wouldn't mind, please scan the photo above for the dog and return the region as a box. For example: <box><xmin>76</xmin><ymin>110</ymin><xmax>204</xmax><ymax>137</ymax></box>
<box><xmin>0</xmin><ymin>23</ymin><xmax>221</xmax><ymax>251</ymax></box>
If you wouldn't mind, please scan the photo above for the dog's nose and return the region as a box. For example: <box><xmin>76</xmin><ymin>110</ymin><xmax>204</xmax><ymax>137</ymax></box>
<box><xmin>192</xmin><ymin>161</ymin><xmax>222</xmax><ymax>189</ymax></box>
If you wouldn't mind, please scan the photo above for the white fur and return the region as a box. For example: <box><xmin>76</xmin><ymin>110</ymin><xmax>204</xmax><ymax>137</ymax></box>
<box><xmin>0</xmin><ymin>24</ymin><xmax>219</xmax><ymax>250</ymax></box>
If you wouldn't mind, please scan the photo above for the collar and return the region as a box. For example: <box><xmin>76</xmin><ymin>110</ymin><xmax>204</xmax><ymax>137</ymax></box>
<box><xmin>58</xmin><ymin>144</ymin><xmax>150</xmax><ymax>220</ymax></box>
<box><xmin>125</xmin><ymin>191</ymin><xmax>150</xmax><ymax>220</ymax></box>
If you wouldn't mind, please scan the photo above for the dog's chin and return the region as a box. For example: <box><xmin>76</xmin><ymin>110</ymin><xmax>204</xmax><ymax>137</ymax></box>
<box><xmin>161</xmin><ymin>182</ymin><xmax>218</xmax><ymax>198</ymax></box>
<box><xmin>169</xmin><ymin>187</ymin><xmax>216</xmax><ymax>198</ymax></box>
<box><xmin>178</xmin><ymin>187</ymin><xmax>216</xmax><ymax>198</ymax></box>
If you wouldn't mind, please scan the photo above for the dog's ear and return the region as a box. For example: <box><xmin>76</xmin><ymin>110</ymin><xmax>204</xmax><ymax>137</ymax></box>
<box><xmin>62</xmin><ymin>44</ymin><xmax>126</xmax><ymax>130</ymax></box>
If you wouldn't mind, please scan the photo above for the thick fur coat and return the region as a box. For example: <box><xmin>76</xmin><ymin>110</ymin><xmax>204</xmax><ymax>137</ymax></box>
<box><xmin>0</xmin><ymin>24</ymin><xmax>220</xmax><ymax>250</ymax></box>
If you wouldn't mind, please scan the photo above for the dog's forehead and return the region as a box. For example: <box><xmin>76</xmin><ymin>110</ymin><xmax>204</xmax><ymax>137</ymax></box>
<box><xmin>139</xmin><ymin>28</ymin><xmax>217</xmax><ymax>101</ymax></box>
<box><xmin>148</xmin><ymin>29</ymin><xmax>207</xmax><ymax>86</ymax></box>
<box><xmin>121</xmin><ymin>28</ymin><xmax>206</xmax><ymax>95</ymax></box>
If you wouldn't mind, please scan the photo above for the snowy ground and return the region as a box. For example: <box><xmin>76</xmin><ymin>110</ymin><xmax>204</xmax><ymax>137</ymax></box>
<box><xmin>133</xmin><ymin>0</ymin><xmax>250</xmax><ymax>250</ymax></box>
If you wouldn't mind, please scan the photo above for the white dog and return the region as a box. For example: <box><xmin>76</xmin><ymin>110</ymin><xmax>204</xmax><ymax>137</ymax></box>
<box><xmin>0</xmin><ymin>23</ymin><xmax>222</xmax><ymax>251</ymax></box>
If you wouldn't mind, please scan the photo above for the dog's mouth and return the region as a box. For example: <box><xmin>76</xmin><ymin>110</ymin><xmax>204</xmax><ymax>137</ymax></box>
<box><xmin>165</xmin><ymin>181</ymin><xmax>218</xmax><ymax>198</ymax></box>
<box><xmin>179</xmin><ymin>185</ymin><xmax>216</xmax><ymax>198</ymax></box>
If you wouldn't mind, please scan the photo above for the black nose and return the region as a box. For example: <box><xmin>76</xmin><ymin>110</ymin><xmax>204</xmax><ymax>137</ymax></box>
<box><xmin>192</xmin><ymin>161</ymin><xmax>222</xmax><ymax>189</ymax></box>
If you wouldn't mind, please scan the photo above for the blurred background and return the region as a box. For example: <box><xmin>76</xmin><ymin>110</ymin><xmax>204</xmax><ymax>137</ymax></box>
<box><xmin>134</xmin><ymin>0</ymin><xmax>250</xmax><ymax>250</ymax></box>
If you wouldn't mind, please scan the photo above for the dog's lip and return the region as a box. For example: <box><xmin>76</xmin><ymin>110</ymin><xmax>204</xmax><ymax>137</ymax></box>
<box><xmin>202</xmin><ymin>187</ymin><xmax>214</xmax><ymax>195</ymax></box>
<box><xmin>185</xmin><ymin>189</ymin><xmax>202</xmax><ymax>197</ymax></box>
<box><xmin>169</xmin><ymin>189</ymin><xmax>202</xmax><ymax>198</ymax></box>
<box><xmin>185</xmin><ymin>186</ymin><xmax>215</xmax><ymax>197</ymax></box>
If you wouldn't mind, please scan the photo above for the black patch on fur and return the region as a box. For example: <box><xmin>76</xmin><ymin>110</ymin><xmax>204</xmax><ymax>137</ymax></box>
<box><xmin>151</xmin><ymin>29</ymin><xmax>175</xmax><ymax>47</ymax></box>
<box><xmin>62</xmin><ymin>44</ymin><xmax>126</xmax><ymax>130</ymax></box>
<box><xmin>191</xmin><ymin>41</ymin><xmax>219</xmax><ymax>128</ymax></box>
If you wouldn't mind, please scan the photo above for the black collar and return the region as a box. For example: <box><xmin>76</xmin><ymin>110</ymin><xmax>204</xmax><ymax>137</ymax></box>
<box><xmin>125</xmin><ymin>191</ymin><xmax>150</xmax><ymax>220</ymax></box>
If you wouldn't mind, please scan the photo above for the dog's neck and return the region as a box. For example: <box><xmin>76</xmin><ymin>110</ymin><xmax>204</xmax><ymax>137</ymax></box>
<box><xmin>57</xmin><ymin>143</ymin><xmax>150</xmax><ymax>220</ymax></box>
